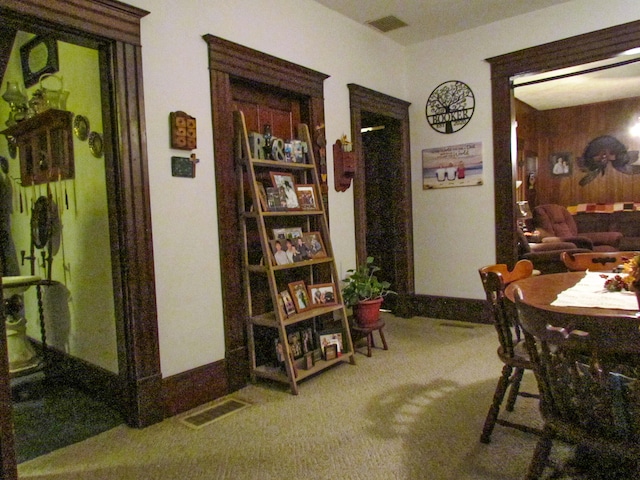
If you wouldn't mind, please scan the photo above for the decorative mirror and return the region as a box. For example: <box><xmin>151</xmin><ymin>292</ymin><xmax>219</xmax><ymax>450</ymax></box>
<box><xmin>19</xmin><ymin>35</ymin><xmax>59</xmax><ymax>88</ymax></box>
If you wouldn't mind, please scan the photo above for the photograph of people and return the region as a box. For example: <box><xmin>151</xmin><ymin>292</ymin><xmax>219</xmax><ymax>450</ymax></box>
<box><xmin>272</xmin><ymin>239</ymin><xmax>291</xmax><ymax>265</ymax></box>
<box><xmin>271</xmin><ymin>173</ymin><xmax>299</xmax><ymax>209</ymax></box>
<box><xmin>295</xmin><ymin>237</ymin><xmax>311</xmax><ymax>260</ymax></box>
<box><xmin>285</xmin><ymin>238</ymin><xmax>302</xmax><ymax>262</ymax></box>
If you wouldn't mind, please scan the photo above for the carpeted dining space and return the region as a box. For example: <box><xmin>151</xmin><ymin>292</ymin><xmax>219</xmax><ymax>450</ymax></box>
<box><xmin>18</xmin><ymin>314</ymin><xmax>575</xmax><ymax>479</ymax></box>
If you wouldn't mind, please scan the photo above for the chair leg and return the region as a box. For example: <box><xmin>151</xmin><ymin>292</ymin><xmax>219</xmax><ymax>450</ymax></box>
<box><xmin>525</xmin><ymin>426</ymin><xmax>553</xmax><ymax>480</ymax></box>
<box><xmin>505</xmin><ymin>367</ymin><xmax>524</xmax><ymax>412</ymax></box>
<box><xmin>480</xmin><ymin>364</ymin><xmax>512</xmax><ymax>444</ymax></box>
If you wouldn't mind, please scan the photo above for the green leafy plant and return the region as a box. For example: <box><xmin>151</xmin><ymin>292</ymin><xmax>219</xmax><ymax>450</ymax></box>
<box><xmin>341</xmin><ymin>256</ymin><xmax>395</xmax><ymax>307</ymax></box>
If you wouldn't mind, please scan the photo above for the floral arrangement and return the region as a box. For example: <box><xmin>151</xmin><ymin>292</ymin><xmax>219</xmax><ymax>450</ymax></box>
<box><xmin>601</xmin><ymin>254</ymin><xmax>640</xmax><ymax>292</ymax></box>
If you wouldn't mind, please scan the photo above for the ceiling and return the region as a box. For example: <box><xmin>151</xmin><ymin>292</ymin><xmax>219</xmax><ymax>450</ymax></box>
<box><xmin>311</xmin><ymin>0</ymin><xmax>640</xmax><ymax>110</ymax></box>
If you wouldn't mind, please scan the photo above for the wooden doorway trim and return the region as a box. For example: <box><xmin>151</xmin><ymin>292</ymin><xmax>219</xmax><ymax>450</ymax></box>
<box><xmin>347</xmin><ymin>84</ymin><xmax>414</xmax><ymax>314</ymax></box>
<box><xmin>486</xmin><ymin>20</ymin><xmax>640</xmax><ymax>267</ymax></box>
<box><xmin>204</xmin><ymin>34</ymin><xmax>328</xmax><ymax>393</ymax></box>
<box><xmin>0</xmin><ymin>0</ymin><xmax>161</xmax><ymax>449</ymax></box>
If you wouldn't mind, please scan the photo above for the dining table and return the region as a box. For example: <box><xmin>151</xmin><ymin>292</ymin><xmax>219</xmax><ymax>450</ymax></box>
<box><xmin>505</xmin><ymin>271</ymin><xmax>640</xmax><ymax>317</ymax></box>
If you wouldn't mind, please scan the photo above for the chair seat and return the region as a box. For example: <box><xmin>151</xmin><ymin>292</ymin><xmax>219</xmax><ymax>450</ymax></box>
<box><xmin>497</xmin><ymin>340</ymin><xmax>533</xmax><ymax>369</ymax></box>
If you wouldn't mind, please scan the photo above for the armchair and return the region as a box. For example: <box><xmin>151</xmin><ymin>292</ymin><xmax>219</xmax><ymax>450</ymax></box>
<box><xmin>532</xmin><ymin>204</ymin><xmax>623</xmax><ymax>251</ymax></box>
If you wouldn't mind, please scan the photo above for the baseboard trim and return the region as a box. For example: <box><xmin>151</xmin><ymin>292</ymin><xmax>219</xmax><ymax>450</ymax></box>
<box><xmin>162</xmin><ymin>360</ymin><xmax>229</xmax><ymax>417</ymax></box>
<box><xmin>409</xmin><ymin>294</ymin><xmax>490</xmax><ymax>324</ymax></box>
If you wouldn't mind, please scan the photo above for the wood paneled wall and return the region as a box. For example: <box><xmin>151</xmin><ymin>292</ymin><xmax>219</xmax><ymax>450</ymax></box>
<box><xmin>518</xmin><ymin>96</ymin><xmax>640</xmax><ymax>207</ymax></box>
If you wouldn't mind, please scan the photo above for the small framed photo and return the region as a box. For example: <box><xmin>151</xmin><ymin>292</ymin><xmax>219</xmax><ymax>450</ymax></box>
<box><xmin>302</xmin><ymin>232</ymin><xmax>327</xmax><ymax>259</ymax></box>
<box><xmin>271</xmin><ymin>239</ymin><xmax>293</xmax><ymax>265</ymax></box>
<box><xmin>272</xmin><ymin>227</ymin><xmax>303</xmax><ymax>240</ymax></box>
<box><xmin>274</xmin><ymin>339</ymin><xmax>285</xmax><ymax>366</ymax></box>
<box><xmin>324</xmin><ymin>343</ymin><xmax>338</xmax><ymax>361</ymax></box>
<box><xmin>300</xmin><ymin>327</ymin><xmax>315</xmax><ymax>354</ymax></box>
<box><xmin>302</xmin><ymin>351</ymin><xmax>314</xmax><ymax>370</ymax></box>
<box><xmin>295</xmin><ymin>184</ymin><xmax>318</xmax><ymax>210</ymax></box>
<box><xmin>288</xmin><ymin>331</ymin><xmax>303</xmax><ymax>359</ymax></box>
<box><xmin>317</xmin><ymin>329</ymin><xmax>344</xmax><ymax>356</ymax></box>
<box><xmin>266</xmin><ymin>187</ymin><xmax>286</xmax><ymax>210</ymax></box>
<box><xmin>288</xmin><ymin>280</ymin><xmax>312</xmax><ymax>313</ymax></box>
<box><xmin>269</xmin><ymin>172</ymin><xmax>300</xmax><ymax>209</ymax></box>
<box><xmin>550</xmin><ymin>152</ymin><xmax>572</xmax><ymax>176</ymax></box>
<box><xmin>308</xmin><ymin>283</ymin><xmax>337</xmax><ymax>308</ymax></box>
<box><xmin>256</xmin><ymin>183</ymin><xmax>269</xmax><ymax>211</ymax></box>
<box><xmin>279</xmin><ymin>290</ymin><xmax>296</xmax><ymax>316</ymax></box>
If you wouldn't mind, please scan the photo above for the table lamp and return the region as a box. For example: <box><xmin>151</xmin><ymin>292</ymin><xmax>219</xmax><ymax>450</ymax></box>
<box><xmin>516</xmin><ymin>200</ymin><xmax>532</xmax><ymax>232</ymax></box>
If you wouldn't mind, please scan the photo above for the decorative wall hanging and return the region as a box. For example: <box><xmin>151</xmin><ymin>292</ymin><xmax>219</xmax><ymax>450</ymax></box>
<box><xmin>422</xmin><ymin>142</ymin><xmax>483</xmax><ymax>189</ymax></box>
<box><xmin>577</xmin><ymin>135</ymin><xmax>640</xmax><ymax>186</ymax></box>
<box><xmin>20</xmin><ymin>35</ymin><xmax>60</xmax><ymax>88</ymax></box>
<box><xmin>169</xmin><ymin>111</ymin><xmax>197</xmax><ymax>150</ymax></box>
<box><xmin>425</xmin><ymin>80</ymin><xmax>475</xmax><ymax>134</ymax></box>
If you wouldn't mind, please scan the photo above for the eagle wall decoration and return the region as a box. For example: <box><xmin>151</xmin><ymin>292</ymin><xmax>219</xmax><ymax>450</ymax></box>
<box><xmin>577</xmin><ymin>135</ymin><xmax>640</xmax><ymax>186</ymax></box>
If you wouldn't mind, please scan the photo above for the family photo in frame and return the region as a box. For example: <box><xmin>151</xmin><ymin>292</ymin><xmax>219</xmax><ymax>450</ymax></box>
<box><xmin>308</xmin><ymin>283</ymin><xmax>336</xmax><ymax>307</ymax></box>
<box><xmin>269</xmin><ymin>171</ymin><xmax>300</xmax><ymax>209</ymax></box>
<box><xmin>288</xmin><ymin>280</ymin><xmax>311</xmax><ymax>313</ymax></box>
<box><xmin>295</xmin><ymin>184</ymin><xmax>318</xmax><ymax>210</ymax></box>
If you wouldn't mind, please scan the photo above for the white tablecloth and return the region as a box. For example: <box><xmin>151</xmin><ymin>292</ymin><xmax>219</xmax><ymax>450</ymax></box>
<box><xmin>551</xmin><ymin>271</ymin><xmax>639</xmax><ymax>310</ymax></box>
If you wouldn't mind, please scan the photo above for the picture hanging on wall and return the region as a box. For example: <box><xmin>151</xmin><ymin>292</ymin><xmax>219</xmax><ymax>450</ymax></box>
<box><xmin>550</xmin><ymin>152</ymin><xmax>572</xmax><ymax>176</ymax></box>
<box><xmin>422</xmin><ymin>142</ymin><xmax>483</xmax><ymax>189</ymax></box>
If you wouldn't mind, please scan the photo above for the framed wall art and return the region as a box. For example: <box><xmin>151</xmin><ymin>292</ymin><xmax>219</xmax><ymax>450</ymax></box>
<box><xmin>20</xmin><ymin>35</ymin><xmax>59</xmax><ymax>88</ymax></box>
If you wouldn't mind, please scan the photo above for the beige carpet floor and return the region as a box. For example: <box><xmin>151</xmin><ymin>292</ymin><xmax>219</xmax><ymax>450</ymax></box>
<box><xmin>18</xmin><ymin>314</ymin><xmax>569</xmax><ymax>479</ymax></box>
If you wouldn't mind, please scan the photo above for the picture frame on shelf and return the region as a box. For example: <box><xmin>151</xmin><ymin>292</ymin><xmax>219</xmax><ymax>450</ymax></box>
<box><xmin>274</xmin><ymin>338</ymin><xmax>285</xmax><ymax>367</ymax></box>
<box><xmin>324</xmin><ymin>343</ymin><xmax>338</xmax><ymax>361</ymax></box>
<box><xmin>308</xmin><ymin>283</ymin><xmax>337</xmax><ymax>308</ymax></box>
<box><xmin>271</xmin><ymin>239</ymin><xmax>293</xmax><ymax>266</ymax></box>
<box><xmin>269</xmin><ymin>171</ymin><xmax>300</xmax><ymax>209</ymax></box>
<box><xmin>287</xmin><ymin>331</ymin><xmax>304</xmax><ymax>359</ymax></box>
<box><xmin>266</xmin><ymin>187</ymin><xmax>286</xmax><ymax>210</ymax></box>
<box><xmin>317</xmin><ymin>329</ymin><xmax>343</xmax><ymax>356</ymax></box>
<box><xmin>301</xmin><ymin>327</ymin><xmax>314</xmax><ymax>354</ymax></box>
<box><xmin>302</xmin><ymin>232</ymin><xmax>327</xmax><ymax>259</ymax></box>
<box><xmin>295</xmin><ymin>184</ymin><xmax>318</xmax><ymax>210</ymax></box>
<box><xmin>288</xmin><ymin>280</ymin><xmax>312</xmax><ymax>313</ymax></box>
<box><xmin>272</xmin><ymin>227</ymin><xmax>303</xmax><ymax>240</ymax></box>
<box><xmin>279</xmin><ymin>290</ymin><xmax>297</xmax><ymax>316</ymax></box>
<box><xmin>256</xmin><ymin>183</ymin><xmax>269</xmax><ymax>211</ymax></box>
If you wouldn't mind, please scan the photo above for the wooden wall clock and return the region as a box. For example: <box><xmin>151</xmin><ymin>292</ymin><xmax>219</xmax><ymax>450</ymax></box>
<box><xmin>169</xmin><ymin>111</ymin><xmax>197</xmax><ymax>150</ymax></box>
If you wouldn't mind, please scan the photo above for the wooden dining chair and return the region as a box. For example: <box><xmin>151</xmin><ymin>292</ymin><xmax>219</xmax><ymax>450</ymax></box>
<box><xmin>560</xmin><ymin>251</ymin><xmax>639</xmax><ymax>272</ymax></box>
<box><xmin>478</xmin><ymin>260</ymin><xmax>540</xmax><ymax>443</ymax></box>
<box><xmin>514</xmin><ymin>289</ymin><xmax>640</xmax><ymax>479</ymax></box>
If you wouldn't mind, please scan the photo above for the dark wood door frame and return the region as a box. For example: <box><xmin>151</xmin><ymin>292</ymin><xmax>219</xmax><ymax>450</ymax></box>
<box><xmin>0</xmin><ymin>1</ymin><xmax>161</xmax><ymax>475</ymax></box>
<box><xmin>487</xmin><ymin>20</ymin><xmax>640</xmax><ymax>268</ymax></box>
<box><xmin>347</xmin><ymin>84</ymin><xmax>414</xmax><ymax>316</ymax></box>
<box><xmin>204</xmin><ymin>34</ymin><xmax>328</xmax><ymax>393</ymax></box>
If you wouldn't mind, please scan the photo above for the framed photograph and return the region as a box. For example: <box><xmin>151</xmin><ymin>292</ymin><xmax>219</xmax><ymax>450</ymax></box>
<box><xmin>550</xmin><ymin>152</ymin><xmax>572</xmax><ymax>176</ymax></box>
<box><xmin>274</xmin><ymin>339</ymin><xmax>285</xmax><ymax>367</ymax></box>
<box><xmin>324</xmin><ymin>343</ymin><xmax>338</xmax><ymax>361</ymax></box>
<box><xmin>302</xmin><ymin>232</ymin><xmax>327</xmax><ymax>259</ymax></box>
<box><xmin>279</xmin><ymin>290</ymin><xmax>296</xmax><ymax>316</ymax></box>
<box><xmin>287</xmin><ymin>331</ymin><xmax>304</xmax><ymax>359</ymax></box>
<box><xmin>288</xmin><ymin>280</ymin><xmax>312</xmax><ymax>313</ymax></box>
<box><xmin>266</xmin><ymin>187</ymin><xmax>286</xmax><ymax>210</ymax></box>
<box><xmin>317</xmin><ymin>329</ymin><xmax>343</xmax><ymax>356</ymax></box>
<box><xmin>308</xmin><ymin>283</ymin><xmax>337</xmax><ymax>307</ymax></box>
<box><xmin>272</xmin><ymin>227</ymin><xmax>303</xmax><ymax>240</ymax></box>
<box><xmin>256</xmin><ymin>183</ymin><xmax>269</xmax><ymax>211</ymax></box>
<box><xmin>300</xmin><ymin>327</ymin><xmax>315</xmax><ymax>354</ymax></box>
<box><xmin>295</xmin><ymin>184</ymin><xmax>318</xmax><ymax>210</ymax></box>
<box><xmin>270</xmin><ymin>237</ymin><xmax>307</xmax><ymax>264</ymax></box>
<box><xmin>20</xmin><ymin>35</ymin><xmax>59</xmax><ymax>88</ymax></box>
<box><xmin>269</xmin><ymin>172</ymin><xmax>300</xmax><ymax>209</ymax></box>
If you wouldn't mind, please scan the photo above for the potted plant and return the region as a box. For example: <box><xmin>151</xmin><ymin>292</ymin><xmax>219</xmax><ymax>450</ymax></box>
<box><xmin>341</xmin><ymin>256</ymin><xmax>395</xmax><ymax>326</ymax></box>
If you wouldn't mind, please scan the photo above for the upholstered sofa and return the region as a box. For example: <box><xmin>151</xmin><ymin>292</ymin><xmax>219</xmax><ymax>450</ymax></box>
<box><xmin>532</xmin><ymin>204</ymin><xmax>623</xmax><ymax>252</ymax></box>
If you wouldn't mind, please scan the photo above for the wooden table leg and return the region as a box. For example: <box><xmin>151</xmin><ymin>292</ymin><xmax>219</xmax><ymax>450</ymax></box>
<box><xmin>378</xmin><ymin>327</ymin><xmax>388</xmax><ymax>350</ymax></box>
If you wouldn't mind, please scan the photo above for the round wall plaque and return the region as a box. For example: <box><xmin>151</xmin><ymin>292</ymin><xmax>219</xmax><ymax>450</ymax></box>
<box><xmin>425</xmin><ymin>80</ymin><xmax>475</xmax><ymax>134</ymax></box>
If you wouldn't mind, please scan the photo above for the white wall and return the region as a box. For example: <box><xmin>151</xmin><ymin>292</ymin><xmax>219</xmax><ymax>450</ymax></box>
<box><xmin>126</xmin><ymin>0</ymin><xmax>406</xmax><ymax>376</ymax></box>
<box><xmin>406</xmin><ymin>0</ymin><xmax>640</xmax><ymax>300</ymax></box>
<box><xmin>124</xmin><ymin>0</ymin><xmax>640</xmax><ymax>377</ymax></box>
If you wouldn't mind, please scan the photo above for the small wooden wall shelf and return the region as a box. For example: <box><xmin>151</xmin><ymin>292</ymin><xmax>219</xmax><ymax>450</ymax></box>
<box><xmin>1</xmin><ymin>109</ymin><xmax>75</xmax><ymax>186</ymax></box>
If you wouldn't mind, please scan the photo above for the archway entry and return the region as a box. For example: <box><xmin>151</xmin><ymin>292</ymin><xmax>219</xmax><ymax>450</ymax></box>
<box><xmin>348</xmin><ymin>84</ymin><xmax>414</xmax><ymax>317</ymax></box>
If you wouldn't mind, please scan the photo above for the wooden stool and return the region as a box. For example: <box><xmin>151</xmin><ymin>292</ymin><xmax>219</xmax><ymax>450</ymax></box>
<box><xmin>351</xmin><ymin>319</ymin><xmax>388</xmax><ymax>357</ymax></box>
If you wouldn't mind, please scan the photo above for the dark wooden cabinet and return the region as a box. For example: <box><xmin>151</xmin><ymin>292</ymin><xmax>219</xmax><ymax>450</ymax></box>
<box><xmin>1</xmin><ymin>109</ymin><xmax>74</xmax><ymax>185</ymax></box>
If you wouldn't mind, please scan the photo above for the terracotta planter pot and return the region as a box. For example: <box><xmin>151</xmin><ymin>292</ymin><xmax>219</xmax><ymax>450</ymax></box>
<box><xmin>353</xmin><ymin>298</ymin><xmax>384</xmax><ymax>327</ymax></box>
